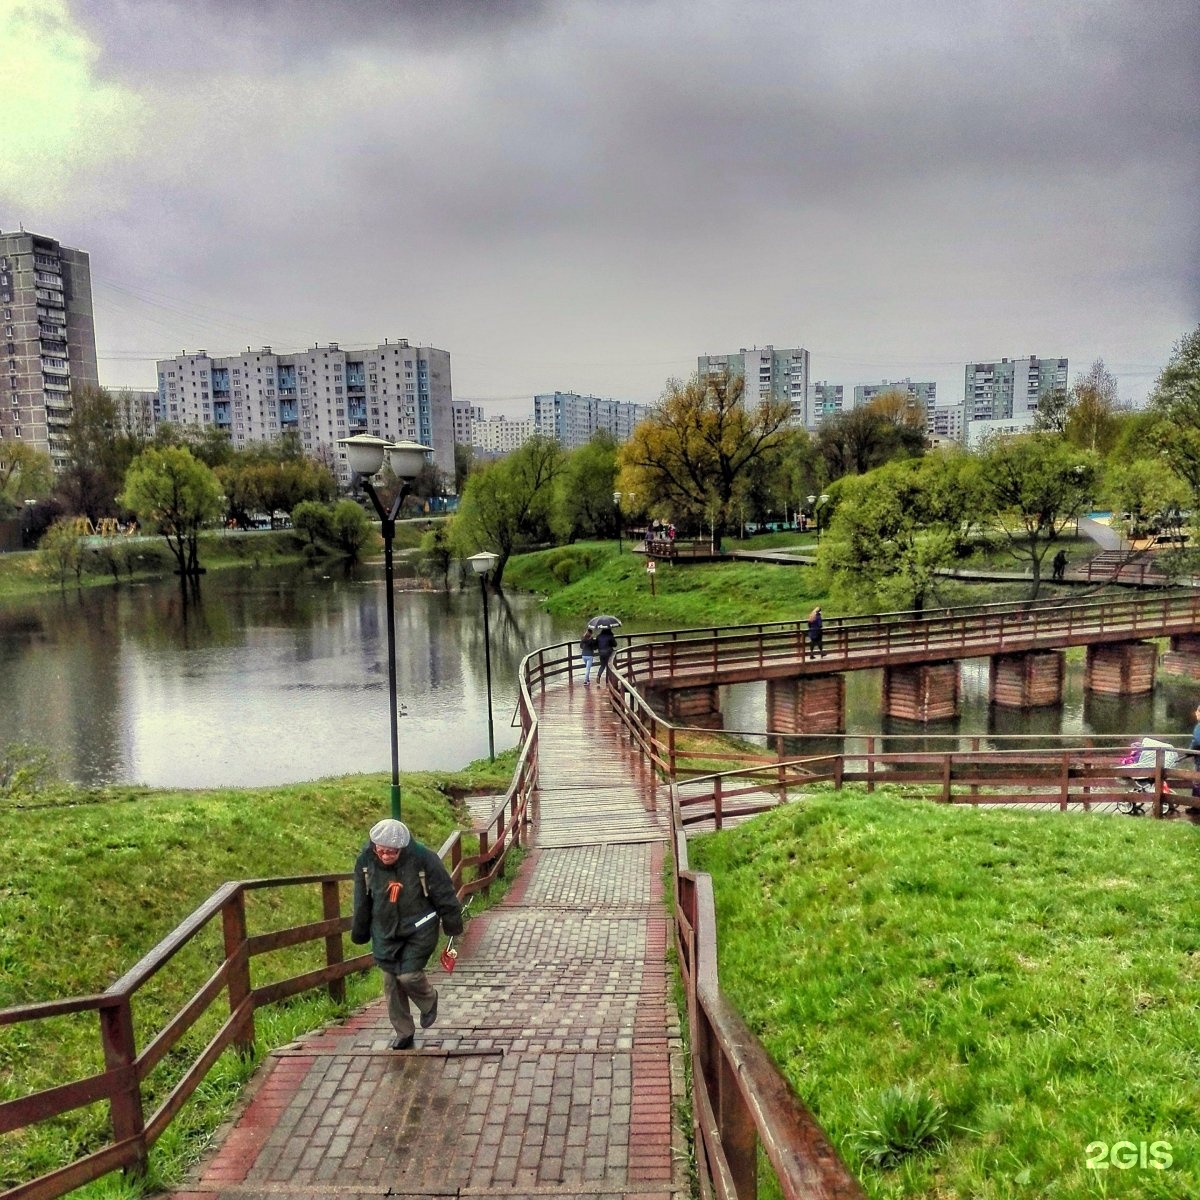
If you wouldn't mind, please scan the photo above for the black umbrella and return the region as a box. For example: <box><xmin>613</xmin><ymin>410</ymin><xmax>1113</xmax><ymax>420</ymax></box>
<box><xmin>587</xmin><ymin>615</ymin><xmax>622</xmax><ymax>629</ymax></box>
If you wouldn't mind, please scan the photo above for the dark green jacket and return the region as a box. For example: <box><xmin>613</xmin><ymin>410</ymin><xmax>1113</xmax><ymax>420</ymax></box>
<box><xmin>350</xmin><ymin>840</ymin><xmax>464</xmax><ymax>973</ymax></box>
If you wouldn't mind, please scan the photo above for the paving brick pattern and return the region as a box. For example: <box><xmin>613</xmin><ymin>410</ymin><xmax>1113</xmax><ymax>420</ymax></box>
<box><xmin>175</xmin><ymin>681</ymin><xmax>685</xmax><ymax>1200</ymax></box>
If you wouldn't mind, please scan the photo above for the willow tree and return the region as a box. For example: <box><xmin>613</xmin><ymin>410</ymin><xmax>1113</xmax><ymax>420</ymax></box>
<box><xmin>617</xmin><ymin>372</ymin><xmax>792</xmax><ymax>542</ymax></box>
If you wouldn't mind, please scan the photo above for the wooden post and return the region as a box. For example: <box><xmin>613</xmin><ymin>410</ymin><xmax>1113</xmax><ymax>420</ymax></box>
<box><xmin>478</xmin><ymin>829</ymin><xmax>491</xmax><ymax>892</ymax></box>
<box><xmin>866</xmin><ymin>736</ymin><xmax>875</xmax><ymax>794</ymax></box>
<box><xmin>99</xmin><ymin>997</ymin><xmax>147</xmax><ymax>1177</ymax></box>
<box><xmin>941</xmin><ymin>755</ymin><xmax>952</xmax><ymax>803</ymax></box>
<box><xmin>714</xmin><ymin>776</ymin><xmax>723</xmax><ymax>830</ymax></box>
<box><xmin>221</xmin><ymin>890</ymin><xmax>254</xmax><ymax>1054</ymax></box>
<box><xmin>321</xmin><ymin>880</ymin><xmax>345</xmax><ymax>1004</ymax></box>
<box><xmin>718</xmin><ymin>1053</ymin><xmax>758</xmax><ymax>1199</ymax></box>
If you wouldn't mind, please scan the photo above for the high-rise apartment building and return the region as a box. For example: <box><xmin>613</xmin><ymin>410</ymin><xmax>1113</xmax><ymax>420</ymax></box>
<box><xmin>927</xmin><ymin>403</ymin><xmax>967</xmax><ymax>444</ymax></box>
<box><xmin>697</xmin><ymin>345</ymin><xmax>810</xmax><ymax>425</ymax></box>
<box><xmin>0</xmin><ymin>229</ymin><xmax>99</xmax><ymax>468</ymax></box>
<box><xmin>156</xmin><ymin>339</ymin><xmax>455</xmax><ymax>486</ymax></box>
<box><xmin>965</xmin><ymin>356</ymin><xmax>1067</xmax><ymax>423</ymax></box>
<box><xmin>471</xmin><ymin>415</ymin><xmax>537</xmax><ymax>456</ymax></box>
<box><xmin>532</xmin><ymin>391</ymin><xmax>651</xmax><ymax>451</ymax></box>
<box><xmin>808</xmin><ymin>381</ymin><xmax>845</xmax><ymax>427</ymax></box>
<box><xmin>853</xmin><ymin>378</ymin><xmax>937</xmax><ymax>410</ymax></box>
<box><xmin>452</xmin><ymin>400</ymin><xmax>482</xmax><ymax>446</ymax></box>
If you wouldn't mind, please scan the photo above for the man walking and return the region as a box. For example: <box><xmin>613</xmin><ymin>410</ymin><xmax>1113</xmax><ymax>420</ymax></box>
<box><xmin>351</xmin><ymin>819</ymin><xmax>464</xmax><ymax>1049</ymax></box>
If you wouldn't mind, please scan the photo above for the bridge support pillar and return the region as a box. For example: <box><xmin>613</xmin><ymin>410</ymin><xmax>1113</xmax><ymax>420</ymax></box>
<box><xmin>1161</xmin><ymin>634</ymin><xmax>1200</xmax><ymax>680</ymax></box>
<box><xmin>989</xmin><ymin>650</ymin><xmax>1065</xmax><ymax>709</ymax></box>
<box><xmin>663</xmin><ymin>684</ymin><xmax>723</xmax><ymax>729</ymax></box>
<box><xmin>1085</xmin><ymin>641</ymin><xmax>1157</xmax><ymax>695</ymax></box>
<box><xmin>766</xmin><ymin>675</ymin><xmax>844</xmax><ymax>734</ymax></box>
<box><xmin>883</xmin><ymin>662</ymin><xmax>959</xmax><ymax>722</ymax></box>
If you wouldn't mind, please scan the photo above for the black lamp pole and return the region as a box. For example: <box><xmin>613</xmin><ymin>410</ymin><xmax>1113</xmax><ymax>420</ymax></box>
<box><xmin>480</xmin><ymin>572</ymin><xmax>495</xmax><ymax>761</ymax></box>
<box><xmin>358</xmin><ymin>476</ymin><xmax>413</xmax><ymax>820</ymax></box>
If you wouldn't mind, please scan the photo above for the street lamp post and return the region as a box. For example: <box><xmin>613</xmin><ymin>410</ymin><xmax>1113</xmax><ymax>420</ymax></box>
<box><xmin>806</xmin><ymin>494</ymin><xmax>816</xmax><ymax>535</ymax></box>
<box><xmin>613</xmin><ymin>490</ymin><xmax>623</xmax><ymax>554</ymax></box>
<box><xmin>816</xmin><ymin>493</ymin><xmax>830</xmax><ymax>542</ymax></box>
<box><xmin>339</xmin><ymin>433</ymin><xmax>432</xmax><ymax>819</ymax></box>
<box><xmin>467</xmin><ymin>551</ymin><xmax>499</xmax><ymax>762</ymax></box>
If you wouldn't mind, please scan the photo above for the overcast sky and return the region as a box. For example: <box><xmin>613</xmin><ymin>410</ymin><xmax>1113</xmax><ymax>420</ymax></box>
<box><xmin>2</xmin><ymin>0</ymin><xmax>1196</xmax><ymax>415</ymax></box>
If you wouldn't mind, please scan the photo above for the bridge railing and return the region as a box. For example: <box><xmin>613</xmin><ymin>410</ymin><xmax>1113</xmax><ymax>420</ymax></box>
<box><xmin>0</xmin><ymin>647</ymin><xmax>549</xmax><ymax>1200</ymax></box>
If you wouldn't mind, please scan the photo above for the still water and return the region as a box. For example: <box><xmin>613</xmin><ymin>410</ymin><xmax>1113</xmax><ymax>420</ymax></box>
<box><xmin>0</xmin><ymin>563</ymin><xmax>589</xmax><ymax>788</ymax></box>
<box><xmin>3</xmin><ymin>564</ymin><xmax>1198</xmax><ymax>788</ymax></box>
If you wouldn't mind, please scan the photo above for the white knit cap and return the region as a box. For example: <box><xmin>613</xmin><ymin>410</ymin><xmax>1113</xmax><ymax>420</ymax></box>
<box><xmin>369</xmin><ymin>819</ymin><xmax>411</xmax><ymax>849</ymax></box>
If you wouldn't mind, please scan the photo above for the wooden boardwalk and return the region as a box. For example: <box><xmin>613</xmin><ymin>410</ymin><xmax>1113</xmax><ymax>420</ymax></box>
<box><xmin>172</xmin><ymin>676</ymin><xmax>686</xmax><ymax>1200</ymax></box>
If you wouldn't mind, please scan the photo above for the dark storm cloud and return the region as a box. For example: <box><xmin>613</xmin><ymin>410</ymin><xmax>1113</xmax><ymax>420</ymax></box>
<box><xmin>73</xmin><ymin>0</ymin><xmax>552</xmax><ymax>70</ymax></box>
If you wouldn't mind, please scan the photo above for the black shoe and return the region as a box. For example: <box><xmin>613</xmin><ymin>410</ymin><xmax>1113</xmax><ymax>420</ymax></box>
<box><xmin>389</xmin><ymin>1035</ymin><xmax>414</xmax><ymax>1050</ymax></box>
<box><xmin>420</xmin><ymin>990</ymin><xmax>439</xmax><ymax>1029</ymax></box>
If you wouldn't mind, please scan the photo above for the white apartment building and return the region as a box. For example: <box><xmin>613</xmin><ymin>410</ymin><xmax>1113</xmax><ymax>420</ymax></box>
<box><xmin>156</xmin><ymin>339</ymin><xmax>455</xmax><ymax>486</ymax></box>
<box><xmin>698</xmin><ymin>345</ymin><xmax>810</xmax><ymax>425</ymax></box>
<box><xmin>0</xmin><ymin>229</ymin><xmax>99</xmax><ymax>468</ymax></box>
<box><xmin>452</xmin><ymin>401</ymin><xmax>482</xmax><ymax>446</ymax></box>
<box><xmin>927</xmin><ymin>403</ymin><xmax>967</xmax><ymax>444</ymax></box>
<box><xmin>471</xmin><ymin>415</ymin><xmax>537</xmax><ymax>456</ymax></box>
<box><xmin>532</xmin><ymin>391</ymin><xmax>651</xmax><ymax>451</ymax></box>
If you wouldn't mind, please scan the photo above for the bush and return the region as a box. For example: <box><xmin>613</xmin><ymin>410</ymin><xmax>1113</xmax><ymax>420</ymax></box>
<box><xmin>545</xmin><ymin>546</ymin><xmax>599</xmax><ymax>585</ymax></box>
<box><xmin>0</xmin><ymin>743</ymin><xmax>59</xmax><ymax>799</ymax></box>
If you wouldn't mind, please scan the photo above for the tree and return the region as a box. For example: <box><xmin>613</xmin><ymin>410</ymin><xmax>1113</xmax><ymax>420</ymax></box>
<box><xmin>1103</xmin><ymin>458</ymin><xmax>1190</xmax><ymax>543</ymax></box>
<box><xmin>977</xmin><ymin>434</ymin><xmax>1098</xmax><ymax>598</ymax></box>
<box><xmin>330</xmin><ymin>500</ymin><xmax>372</xmax><ymax>558</ymax></box>
<box><xmin>1033</xmin><ymin>387</ymin><xmax>1069</xmax><ymax>433</ymax></box>
<box><xmin>291</xmin><ymin>499</ymin><xmax>335</xmax><ymax>548</ymax></box>
<box><xmin>38</xmin><ymin>519</ymin><xmax>85</xmax><ymax>590</ymax></box>
<box><xmin>57</xmin><ymin>386</ymin><xmax>143</xmax><ymax>522</ymax></box>
<box><xmin>1064</xmin><ymin>359</ymin><xmax>1120</xmax><ymax>454</ymax></box>
<box><xmin>120</xmin><ymin>447</ymin><xmax>223</xmax><ymax>578</ymax></box>
<box><xmin>617</xmin><ymin>372</ymin><xmax>791</xmax><ymax>541</ymax></box>
<box><xmin>454</xmin><ymin>443</ymin><xmax>475</xmax><ymax>495</ymax></box>
<box><xmin>823</xmin><ymin>453</ymin><xmax>980</xmax><ymax>612</ymax></box>
<box><xmin>551</xmin><ymin>433</ymin><xmax>618</xmax><ymax>542</ymax></box>
<box><xmin>420</xmin><ymin>523</ymin><xmax>455</xmax><ymax>590</ymax></box>
<box><xmin>0</xmin><ymin>440</ymin><xmax>53</xmax><ymax>517</ymax></box>
<box><xmin>815</xmin><ymin>404</ymin><xmax>924</xmax><ymax>481</ymax></box>
<box><xmin>1148</xmin><ymin>326</ymin><xmax>1200</xmax><ymax>501</ymax></box>
<box><xmin>452</xmin><ymin>435</ymin><xmax>564</xmax><ymax>588</ymax></box>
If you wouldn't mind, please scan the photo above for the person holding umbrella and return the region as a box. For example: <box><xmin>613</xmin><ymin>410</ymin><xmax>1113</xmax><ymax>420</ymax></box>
<box><xmin>589</xmin><ymin>615</ymin><xmax>621</xmax><ymax>682</ymax></box>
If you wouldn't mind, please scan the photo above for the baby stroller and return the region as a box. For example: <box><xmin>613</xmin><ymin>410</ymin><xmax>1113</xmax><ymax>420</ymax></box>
<box><xmin>1116</xmin><ymin>737</ymin><xmax>1180</xmax><ymax>815</ymax></box>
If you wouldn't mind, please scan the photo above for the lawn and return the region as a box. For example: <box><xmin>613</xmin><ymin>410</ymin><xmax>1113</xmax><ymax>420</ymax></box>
<box><xmin>688</xmin><ymin>791</ymin><xmax>1199</xmax><ymax>1198</ymax></box>
<box><xmin>0</xmin><ymin>753</ymin><xmax>513</xmax><ymax>1197</ymax></box>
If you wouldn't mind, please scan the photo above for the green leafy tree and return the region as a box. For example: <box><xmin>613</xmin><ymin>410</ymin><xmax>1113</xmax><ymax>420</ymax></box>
<box><xmin>0</xmin><ymin>440</ymin><xmax>53</xmax><ymax>517</ymax></box>
<box><xmin>618</xmin><ymin>372</ymin><xmax>791</xmax><ymax>540</ymax></box>
<box><xmin>552</xmin><ymin>433</ymin><xmax>618</xmax><ymax>542</ymax></box>
<box><xmin>120</xmin><ymin>447</ymin><xmax>223</xmax><ymax>578</ymax></box>
<box><xmin>420</xmin><ymin>523</ymin><xmax>455</xmax><ymax>589</ymax></box>
<box><xmin>331</xmin><ymin>499</ymin><xmax>372</xmax><ymax>558</ymax></box>
<box><xmin>815</xmin><ymin>402</ymin><xmax>924</xmax><ymax>481</ymax></box>
<box><xmin>1148</xmin><ymin>326</ymin><xmax>1200</xmax><ymax>501</ymax></box>
<box><xmin>823</xmin><ymin>453</ymin><xmax>980</xmax><ymax>612</ymax></box>
<box><xmin>977</xmin><ymin>434</ymin><xmax>1098</xmax><ymax>598</ymax></box>
<box><xmin>453</xmin><ymin>435</ymin><xmax>565</xmax><ymax>588</ymax></box>
<box><xmin>38</xmin><ymin>518</ymin><xmax>85</xmax><ymax>590</ymax></box>
<box><xmin>454</xmin><ymin>442</ymin><xmax>475</xmax><ymax>495</ymax></box>
<box><xmin>291</xmin><ymin>499</ymin><xmax>335</xmax><ymax>548</ymax></box>
<box><xmin>57</xmin><ymin>385</ymin><xmax>144</xmax><ymax>522</ymax></box>
<box><xmin>1033</xmin><ymin>387</ymin><xmax>1069</xmax><ymax>433</ymax></box>
<box><xmin>154</xmin><ymin>421</ymin><xmax>236</xmax><ymax>468</ymax></box>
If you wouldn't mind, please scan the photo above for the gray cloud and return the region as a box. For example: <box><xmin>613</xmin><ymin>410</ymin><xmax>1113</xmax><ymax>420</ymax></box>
<box><xmin>36</xmin><ymin>0</ymin><xmax>1200</xmax><ymax>407</ymax></box>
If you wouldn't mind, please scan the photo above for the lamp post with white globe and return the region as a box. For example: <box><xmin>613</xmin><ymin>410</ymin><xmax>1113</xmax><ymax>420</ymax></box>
<box><xmin>338</xmin><ymin>433</ymin><xmax>432</xmax><ymax>818</ymax></box>
<box><xmin>467</xmin><ymin>551</ymin><xmax>499</xmax><ymax>762</ymax></box>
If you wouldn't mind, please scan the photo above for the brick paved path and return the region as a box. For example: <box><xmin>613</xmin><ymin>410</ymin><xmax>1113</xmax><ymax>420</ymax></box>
<box><xmin>173</xmin><ymin>680</ymin><xmax>686</xmax><ymax>1200</ymax></box>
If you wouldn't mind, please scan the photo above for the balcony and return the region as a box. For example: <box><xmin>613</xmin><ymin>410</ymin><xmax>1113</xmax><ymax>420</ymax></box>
<box><xmin>35</xmin><ymin>290</ymin><xmax>63</xmax><ymax>307</ymax></box>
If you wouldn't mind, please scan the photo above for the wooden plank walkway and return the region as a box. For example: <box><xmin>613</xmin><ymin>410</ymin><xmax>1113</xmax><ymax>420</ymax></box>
<box><xmin>170</xmin><ymin>677</ymin><xmax>686</xmax><ymax>1200</ymax></box>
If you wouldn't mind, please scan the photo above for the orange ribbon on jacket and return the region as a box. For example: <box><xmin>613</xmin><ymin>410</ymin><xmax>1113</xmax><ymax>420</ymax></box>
<box><xmin>387</xmin><ymin>881</ymin><xmax>402</xmax><ymax>902</ymax></box>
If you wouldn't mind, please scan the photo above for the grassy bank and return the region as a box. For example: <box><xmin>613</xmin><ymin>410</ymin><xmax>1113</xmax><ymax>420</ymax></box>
<box><xmin>501</xmin><ymin>540</ymin><xmax>1064</xmax><ymax>627</ymax></box>
<box><xmin>689</xmin><ymin>792</ymin><xmax>1200</xmax><ymax>1198</ymax></box>
<box><xmin>0</xmin><ymin>754</ymin><xmax>513</xmax><ymax>1197</ymax></box>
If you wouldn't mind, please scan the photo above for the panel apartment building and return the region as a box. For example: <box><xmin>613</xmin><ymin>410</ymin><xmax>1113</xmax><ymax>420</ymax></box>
<box><xmin>533</xmin><ymin>391</ymin><xmax>651</xmax><ymax>451</ymax></box>
<box><xmin>853</xmin><ymin>378</ymin><xmax>937</xmax><ymax>410</ymax></box>
<box><xmin>697</xmin><ymin>345</ymin><xmax>810</xmax><ymax>425</ymax></box>
<box><xmin>156</xmin><ymin>340</ymin><xmax>455</xmax><ymax>484</ymax></box>
<box><xmin>965</xmin><ymin>356</ymin><xmax>1067</xmax><ymax>423</ymax></box>
<box><xmin>0</xmin><ymin>229</ymin><xmax>99</xmax><ymax>468</ymax></box>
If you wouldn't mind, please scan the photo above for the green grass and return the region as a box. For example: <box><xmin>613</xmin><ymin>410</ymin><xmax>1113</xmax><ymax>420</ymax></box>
<box><xmin>0</xmin><ymin>752</ymin><xmax>514</xmax><ymax>1195</ymax></box>
<box><xmin>689</xmin><ymin>791</ymin><xmax>1200</xmax><ymax>1198</ymax></box>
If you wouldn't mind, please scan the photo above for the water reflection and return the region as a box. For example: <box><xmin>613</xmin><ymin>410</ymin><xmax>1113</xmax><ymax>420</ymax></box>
<box><xmin>0</xmin><ymin>563</ymin><xmax>587</xmax><ymax>789</ymax></box>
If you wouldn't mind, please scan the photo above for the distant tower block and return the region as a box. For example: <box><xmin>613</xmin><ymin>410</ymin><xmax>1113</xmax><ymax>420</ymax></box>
<box><xmin>883</xmin><ymin>662</ymin><xmax>960</xmax><ymax>722</ymax></box>
<box><xmin>663</xmin><ymin>684</ymin><xmax>723</xmax><ymax>729</ymax></box>
<box><xmin>989</xmin><ymin>651</ymin><xmax>1065</xmax><ymax>709</ymax></box>
<box><xmin>1085</xmin><ymin>642</ymin><xmax>1157</xmax><ymax>695</ymax></box>
<box><xmin>766</xmin><ymin>675</ymin><xmax>845</xmax><ymax>734</ymax></box>
<box><xmin>1161</xmin><ymin>634</ymin><xmax>1200</xmax><ymax>681</ymax></box>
